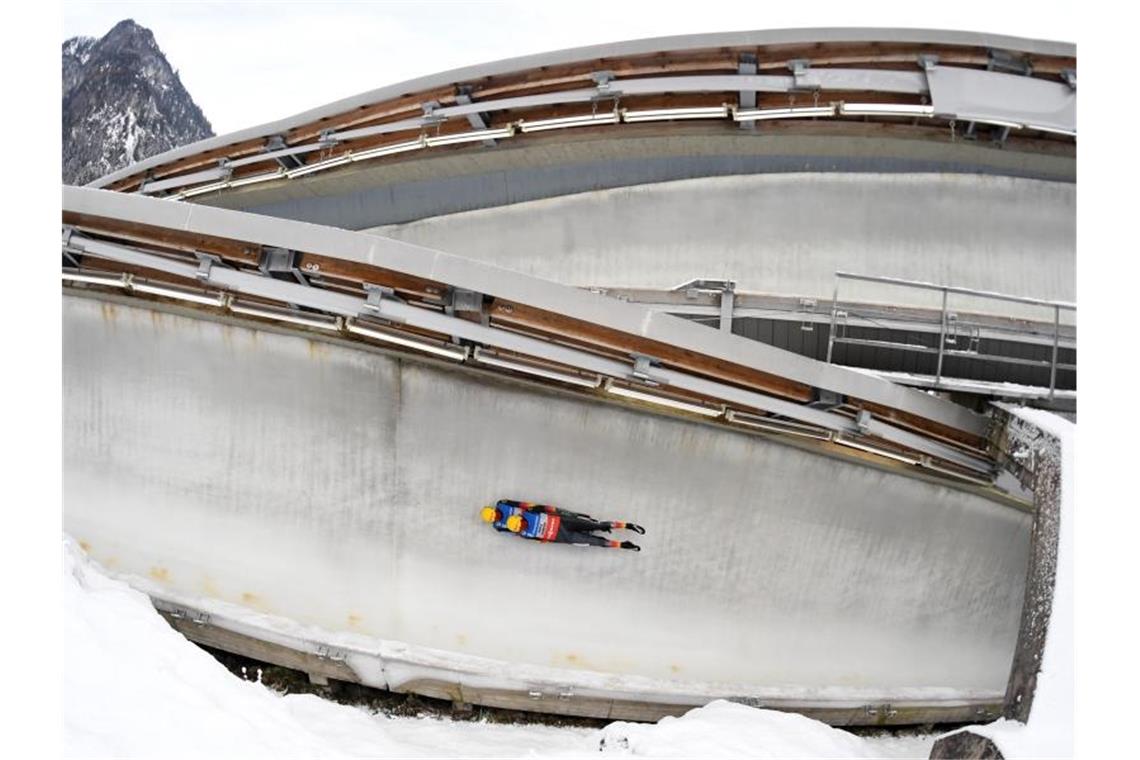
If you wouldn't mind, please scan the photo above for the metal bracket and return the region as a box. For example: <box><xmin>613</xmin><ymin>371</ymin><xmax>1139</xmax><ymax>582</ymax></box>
<box><xmin>447</xmin><ymin>287</ymin><xmax>484</xmax><ymax>314</ymax></box>
<box><xmin>1061</xmin><ymin>68</ymin><xmax>1076</xmax><ymax>90</ymax></box>
<box><xmin>787</xmin><ymin>59</ymin><xmax>818</xmax><ymax>91</ymax></box>
<box><xmin>318</xmin><ymin>128</ymin><xmax>338</xmax><ymax>148</ymax></box>
<box><xmin>591</xmin><ymin>70</ymin><xmax>614</xmax><ymax>92</ymax></box>
<box><xmin>798</xmin><ymin>298</ymin><xmax>817</xmax><ymax>332</ymax></box>
<box><xmin>672</xmin><ymin>278</ymin><xmax>735</xmax><ymax>295</ymax></box>
<box><xmin>259</xmin><ymin>246</ymin><xmax>308</xmax><ymax>286</ymax></box>
<box><xmin>864</xmin><ymin>703</ymin><xmax>898</xmax><ymax>719</ymax></box>
<box><xmin>421</xmin><ymin>100</ymin><xmax>445</xmax><ymax>125</ymax></box>
<box><xmin>988</xmin><ymin>49</ymin><xmax>1033</xmax><ymax>77</ymax></box>
<box><xmin>454</xmin><ymin>90</ymin><xmax>496</xmax><ymax>145</ymax></box>
<box><xmin>194</xmin><ymin>253</ymin><xmax>221</xmax><ymax>282</ymax></box>
<box><xmin>967</xmin><ymin>51</ymin><xmax>1032</xmax><ymax>145</ymax></box>
<box><xmin>363</xmin><ymin>283</ymin><xmax>397</xmax><ymax>313</ymax></box>
<box><xmin>808</xmin><ymin>388</ymin><xmax>843</xmax><ymax>410</ymax></box>
<box><xmin>917</xmin><ymin>54</ymin><xmax>940</xmax><ymax>72</ymax></box>
<box><xmin>945</xmin><ymin>316</ymin><xmax>981</xmax><ymax>354</ymax></box>
<box><xmin>265</xmin><ymin>134</ymin><xmax>302</xmax><ymax>170</ymax></box>
<box><xmin>630</xmin><ymin>354</ymin><xmax>667</xmax><ymax>386</ymax></box>
<box><xmin>159</xmin><ymin>602</ymin><xmax>211</xmax><ymax>626</ymax></box>
<box><xmin>943</xmin><ymin>312</ymin><xmax>959</xmax><ymax>345</ymax></box>
<box><xmin>315</xmin><ymin>645</ymin><xmax>348</xmax><ymax>663</ymax></box>
<box><xmin>62</xmin><ymin>225</ymin><xmax>76</xmax><ymax>251</ymax></box>
<box><xmin>137</xmin><ymin>170</ymin><xmax>155</xmax><ymax>194</ymax></box>
<box><xmin>855</xmin><ymin>409</ymin><xmax>873</xmax><ymax>435</ymax></box>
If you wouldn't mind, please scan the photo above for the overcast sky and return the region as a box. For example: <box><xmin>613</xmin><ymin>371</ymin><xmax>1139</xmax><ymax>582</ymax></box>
<box><xmin>62</xmin><ymin>0</ymin><xmax>1076</xmax><ymax>137</ymax></box>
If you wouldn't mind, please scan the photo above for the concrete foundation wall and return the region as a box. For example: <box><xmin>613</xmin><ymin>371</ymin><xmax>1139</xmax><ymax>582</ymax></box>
<box><xmin>63</xmin><ymin>295</ymin><xmax>1031</xmax><ymax>696</ymax></box>
<box><xmin>370</xmin><ymin>173</ymin><xmax>1074</xmax><ymax>321</ymax></box>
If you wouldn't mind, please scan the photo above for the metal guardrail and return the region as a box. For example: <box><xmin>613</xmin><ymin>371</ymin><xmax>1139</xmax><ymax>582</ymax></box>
<box><xmin>825</xmin><ymin>272</ymin><xmax>1076</xmax><ymax>399</ymax></box>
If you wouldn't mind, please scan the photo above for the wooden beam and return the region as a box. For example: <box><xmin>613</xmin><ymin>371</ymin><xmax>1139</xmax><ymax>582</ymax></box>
<box><xmin>491</xmin><ymin>299</ymin><xmax>815</xmax><ymax>404</ymax></box>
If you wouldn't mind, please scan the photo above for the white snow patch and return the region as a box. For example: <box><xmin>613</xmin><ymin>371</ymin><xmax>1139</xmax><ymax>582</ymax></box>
<box><xmin>841</xmin><ymin>367</ymin><xmax>1076</xmax><ymax>401</ymax></box>
<box><xmin>122</xmin><ymin>108</ymin><xmax>140</xmax><ymax>164</ymax></box>
<box><xmin>64</xmin><ymin>536</ymin><xmax>935</xmax><ymax>758</ymax></box>
<box><xmin>599</xmin><ymin>701</ymin><xmax>930</xmax><ymax>758</ymax></box>
<box><xmin>938</xmin><ymin>407</ymin><xmax>1074</xmax><ymax>759</ymax></box>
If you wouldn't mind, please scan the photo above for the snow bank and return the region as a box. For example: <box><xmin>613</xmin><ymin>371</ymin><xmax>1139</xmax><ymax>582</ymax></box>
<box><xmin>599</xmin><ymin>700</ymin><xmax>929</xmax><ymax>758</ymax></box>
<box><xmin>940</xmin><ymin>407</ymin><xmax>1074</xmax><ymax>759</ymax></box>
<box><xmin>64</xmin><ymin>536</ymin><xmax>933</xmax><ymax>758</ymax></box>
<box><xmin>64</xmin><ymin>533</ymin><xmax>597</xmax><ymax>758</ymax></box>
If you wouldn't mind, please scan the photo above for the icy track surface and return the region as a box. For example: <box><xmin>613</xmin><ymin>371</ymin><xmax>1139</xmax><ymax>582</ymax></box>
<box><xmin>63</xmin><ymin>537</ymin><xmax>934</xmax><ymax>759</ymax></box>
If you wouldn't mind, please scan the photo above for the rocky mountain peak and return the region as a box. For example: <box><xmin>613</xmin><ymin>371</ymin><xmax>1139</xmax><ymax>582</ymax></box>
<box><xmin>62</xmin><ymin>19</ymin><xmax>214</xmax><ymax>186</ymax></box>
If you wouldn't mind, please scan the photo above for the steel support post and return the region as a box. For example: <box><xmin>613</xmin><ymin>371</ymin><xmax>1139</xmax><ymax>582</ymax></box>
<box><xmin>738</xmin><ymin>55</ymin><xmax>757</xmax><ymax>130</ymax></box>
<box><xmin>719</xmin><ymin>288</ymin><xmax>735</xmax><ymax>333</ymax></box>
<box><xmin>825</xmin><ymin>282</ymin><xmax>840</xmax><ymax>364</ymax></box>
<box><xmin>1049</xmin><ymin>305</ymin><xmax>1060</xmax><ymax>399</ymax></box>
<box><xmin>935</xmin><ymin>288</ymin><xmax>949</xmax><ymax>387</ymax></box>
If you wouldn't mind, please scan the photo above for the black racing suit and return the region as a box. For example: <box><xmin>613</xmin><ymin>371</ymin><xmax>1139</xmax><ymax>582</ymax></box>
<box><xmin>496</xmin><ymin>500</ymin><xmax>638</xmax><ymax>549</ymax></box>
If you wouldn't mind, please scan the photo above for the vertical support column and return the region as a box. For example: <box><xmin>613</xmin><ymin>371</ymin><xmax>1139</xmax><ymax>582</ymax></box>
<box><xmin>935</xmin><ymin>288</ymin><xmax>949</xmax><ymax>387</ymax></box>
<box><xmin>1049</xmin><ymin>305</ymin><xmax>1060</xmax><ymax>399</ymax></box>
<box><xmin>455</xmin><ymin>89</ymin><xmax>497</xmax><ymax>148</ymax></box>
<box><xmin>719</xmin><ymin>285</ymin><xmax>735</xmax><ymax>333</ymax></box>
<box><xmin>825</xmin><ymin>281</ymin><xmax>839</xmax><ymax>364</ymax></box>
<box><xmin>738</xmin><ymin>54</ymin><xmax>757</xmax><ymax>130</ymax></box>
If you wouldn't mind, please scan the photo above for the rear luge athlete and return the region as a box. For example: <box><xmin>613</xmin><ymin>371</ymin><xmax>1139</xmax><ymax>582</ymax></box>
<box><xmin>480</xmin><ymin>499</ymin><xmax>644</xmax><ymax>551</ymax></box>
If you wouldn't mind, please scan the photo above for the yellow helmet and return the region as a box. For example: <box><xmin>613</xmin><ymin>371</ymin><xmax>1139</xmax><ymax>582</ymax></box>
<box><xmin>506</xmin><ymin>515</ymin><xmax>524</xmax><ymax>533</ymax></box>
<box><xmin>480</xmin><ymin>506</ymin><xmax>497</xmax><ymax>523</ymax></box>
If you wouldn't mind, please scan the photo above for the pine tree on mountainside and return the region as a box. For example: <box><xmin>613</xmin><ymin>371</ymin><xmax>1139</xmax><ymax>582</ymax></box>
<box><xmin>62</xmin><ymin>19</ymin><xmax>214</xmax><ymax>186</ymax></box>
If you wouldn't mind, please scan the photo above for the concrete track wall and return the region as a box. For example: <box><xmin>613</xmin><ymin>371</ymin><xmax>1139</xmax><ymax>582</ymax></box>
<box><xmin>371</xmin><ymin>172</ymin><xmax>1074</xmax><ymax>321</ymax></box>
<box><xmin>63</xmin><ymin>294</ymin><xmax>1031</xmax><ymax>698</ymax></box>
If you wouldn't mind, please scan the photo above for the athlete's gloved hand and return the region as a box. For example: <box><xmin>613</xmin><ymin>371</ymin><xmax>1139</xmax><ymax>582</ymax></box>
<box><xmin>627</xmin><ymin>523</ymin><xmax>646</xmax><ymax>535</ymax></box>
<box><xmin>620</xmin><ymin>541</ymin><xmax>641</xmax><ymax>552</ymax></box>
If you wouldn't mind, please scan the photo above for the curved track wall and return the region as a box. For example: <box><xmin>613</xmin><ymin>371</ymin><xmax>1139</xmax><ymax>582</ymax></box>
<box><xmin>64</xmin><ymin>295</ymin><xmax>1030</xmax><ymax>698</ymax></box>
<box><xmin>370</xmin><ymin>172</ymin><xmax>1074</xmax><ymax>318</ymax></box>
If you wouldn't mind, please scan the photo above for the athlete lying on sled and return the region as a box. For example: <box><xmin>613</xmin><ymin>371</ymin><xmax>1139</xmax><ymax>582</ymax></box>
<box><xmin>480</xmin><ymin>499</ymin><xmax>644</xmax><ymax>551</ymax></box>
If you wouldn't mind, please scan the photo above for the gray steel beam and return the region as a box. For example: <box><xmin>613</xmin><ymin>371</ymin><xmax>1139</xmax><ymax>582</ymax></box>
<box><xmin>63</xmin><ymin>187</ymin><xmax>989</xmax><ymax>438</ymax></box>
<box><xmin>231</xmin><ymin>141</ymin><xmax>323</xmax><ymax>167</ymax></box>
<box><xmin>140</xmin><ymin>167</ymin><xmax>229</xmax><ymax>194</ymax></box>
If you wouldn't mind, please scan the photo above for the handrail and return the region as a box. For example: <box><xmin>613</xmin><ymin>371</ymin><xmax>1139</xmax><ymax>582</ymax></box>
<box><xmin>834</xmin><ymin>271</ymin><xmax>1076</xmax><ymax>311</ymax></box>
<box><xmin>827</xmin><ymin>272</ymin><xmax>1076</xmax><ymax>399</ymax></box>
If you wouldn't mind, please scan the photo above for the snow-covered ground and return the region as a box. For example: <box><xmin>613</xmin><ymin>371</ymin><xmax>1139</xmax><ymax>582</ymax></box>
<box><xmin>63</xmin><ymin>537</ymin><xmax>933</xmax><ymax>758</ymax></box>
<box><xmin>63</xmin><ymin>407</ymin><xmax>1073</xmax><ymax>759</ymax></box>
